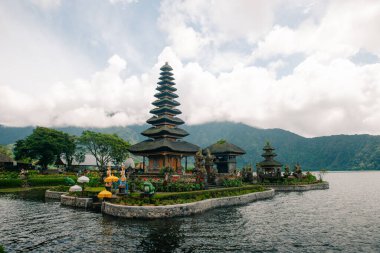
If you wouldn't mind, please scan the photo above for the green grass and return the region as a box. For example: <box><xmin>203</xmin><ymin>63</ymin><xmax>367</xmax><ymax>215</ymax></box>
<box><xmin>115</xmin><ymin>185</ymin><xmax>267</xmax><ymax>206</ymax></box>
<box><xmin>85</xmin><ymin>187</ymin><xmax>105</xmax><ymax>192</ymax></box>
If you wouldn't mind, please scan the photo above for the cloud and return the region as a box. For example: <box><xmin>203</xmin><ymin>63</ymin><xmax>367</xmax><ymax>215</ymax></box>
<box><xmin>1</xmin><ymin>0</ymin><xmax>380</xmax><ymax>138</ymax></box>
<box><xmin>253</xmin><ymin>0</ymin><xmax>380</xmax><ymax>61</ymax></box>
<box><xmin>1</xmin><ymin>49</ymin><xmax>380</xmax><ymax>137</ymax></box>
<box><xmin>30</xmin><ymin>0</ymin><xmax>61</xmax><ymax>10</ymax></box>
<box><xmin>158</xmin><ymin>0</ymin><xmax>281</xmax><ymax>69</ymax></box>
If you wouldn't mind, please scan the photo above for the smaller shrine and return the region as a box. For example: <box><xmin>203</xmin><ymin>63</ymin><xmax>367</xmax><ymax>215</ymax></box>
<box><xmin>205</xmin><ymin>140</ymin><xmax>245</xmax><ymax>174</ymax></box>
<box><xmin>256</xmin><ymin>142</ymin><xmax>283</xmax><ymax>182</ymax></box>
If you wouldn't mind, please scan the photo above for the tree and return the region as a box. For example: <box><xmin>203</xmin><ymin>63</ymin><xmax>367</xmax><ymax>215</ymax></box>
<box><xmin>0</xmin><ymin>145</ymin><xmax>13</xmax><ymax>158</ymax></box>
<box><xmin>79</xmin><ymin>131</ymin><xmax>130</xmax><ymax>172</ymax></box>
<box><xmin>73</xmin><ymin>145</ymin><xmax>86</xmax><ymax>165</ymax></box>
<box><xmin>61</xmin><ymin>135</ymin><xmax>77</xmax><ymax>170</ymax></box>
<box><xmin>14</xmin><ymin>127</ymin><xmax>75</xmax><ymax>169</ymax></box>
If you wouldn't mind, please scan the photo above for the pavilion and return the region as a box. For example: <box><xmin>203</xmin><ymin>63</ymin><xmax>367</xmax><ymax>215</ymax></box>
<box><xmin>205</xmin><ymin>140</ymin><xmax>245</xmax><ymax>173</ymax></box>
<box><xmin>128</xmin><ymin>62</ymin><xmax>199</xmax><ymax>172</ymax></box>
<box><xmin>256</xmin><ymin>142</ymin><xmax>283</xmax><ymax>182</ymax></box>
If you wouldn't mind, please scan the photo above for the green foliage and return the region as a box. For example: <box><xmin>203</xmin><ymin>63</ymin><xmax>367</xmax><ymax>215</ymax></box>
<box><xmin>2</xmin><ymin>123</ymin><xmax>380</xmax><ymax>170</ymax></box>
<box><xmin>222</xmin><ymin>178</ymin><xmax>243</xmax><ymax>187</ymax></box>
<box><xmin>0</xmin><ymin>144</ymin><xmax>12</xmax><ymax>157</ymax></box>
<box><xmin>13</xmin><ymin>127</ymin><xmax>76</xmax><ymax>169</ymax></box>
<box><xmin>0</xmin><ymin>172</ymin><xmax>19</xmax><ymax>179</ymax></box>
<box><xmin>79</xmin><ymin>131</ymin><xmax>130</xmax><ymax>168</ymax></box>
<box><xmin>116</xmin><ymin>185</ymin><xmax>266</xmax><ymax>206</ymax></box>
<box><xmin>0</xmin><ymin>179</ymin><xmax>23</xmax><ymax>188</ymax></box>
<box><xmin>281</xmin><ymin>173</ymin><xmax>318</xmax><ymax>185</ymax></box>
<box><xmin>64</xmin><ymin>177</ymin><xmax>76</xmax><ymax>186</ymax></box>
<box><xmin>0</xmin><ymin>244</ymin><xmax>5</xmax><ymax>253</ymax></box>
<box><xmin>217</xmin><ymin>139</ymin><xmax>227</xmax><ymax>144</ymax></box>
<box><xmin>28</xmin><ymin>177</ymin><xmax>73</xmax><ymax>186</ymax></box>
<box><xmin>87</xmin><ymin>177</ymin><xmax>102</xmax><ymax>187</ymax></box>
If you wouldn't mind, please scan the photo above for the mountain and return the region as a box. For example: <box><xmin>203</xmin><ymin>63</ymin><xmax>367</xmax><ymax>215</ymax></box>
<box><xmin>1</xmin><ymin>122</ymin><xmax>379</xmax><ymax>170</ymax></box>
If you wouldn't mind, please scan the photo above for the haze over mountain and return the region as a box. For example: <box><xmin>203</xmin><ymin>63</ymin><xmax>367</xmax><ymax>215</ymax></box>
<box><xmin>1</xmin><ymin>122</ymin><xmax>379</xmax><ymax>171</ymax></box>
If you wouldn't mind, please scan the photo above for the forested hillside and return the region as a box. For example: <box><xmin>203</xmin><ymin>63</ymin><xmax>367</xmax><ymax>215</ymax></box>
<box><xmin>1</xmin><ymin>122</ymin><xmax>379</xmax><ymax>170</ymax></box>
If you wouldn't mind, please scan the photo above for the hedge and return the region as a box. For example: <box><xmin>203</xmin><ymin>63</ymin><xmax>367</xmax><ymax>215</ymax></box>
<box><xmin>0</xmin><ymin>179</ymin><xmax>23</xmax><ymax>188</ymax></box>
<box><xmin>27</xmin><ymin>177</ymin><xmax>74</xmax><ymax>186</ymax></box>
<box><xmin>116</xmin><ymin>185</ymin><xmax>267</xmax><ymax>206</ymax></box>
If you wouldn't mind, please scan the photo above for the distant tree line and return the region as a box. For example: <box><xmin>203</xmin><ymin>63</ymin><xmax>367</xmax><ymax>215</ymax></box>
<box><xmin>13</xmin><ymin>127</ymin><xmax>130</xmax><ymax>171</ymax></box>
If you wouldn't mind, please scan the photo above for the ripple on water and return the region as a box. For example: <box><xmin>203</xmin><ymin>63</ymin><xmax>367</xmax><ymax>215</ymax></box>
<box><xmin>1</xmin><ymin>172</ymin><xmax>380</xmax><ymax>252</ymax></box>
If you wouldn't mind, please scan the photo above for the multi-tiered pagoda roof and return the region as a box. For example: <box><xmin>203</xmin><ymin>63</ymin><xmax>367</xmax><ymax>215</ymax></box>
<box><xmin>128</xmin><ymin>63</ymin><xmax>199</xmax><ymax>155</ymax></box>
<box><xmin>258</xmin><ymin>142</ymin><xmax>283</xmax><ymax>167</ymax></box>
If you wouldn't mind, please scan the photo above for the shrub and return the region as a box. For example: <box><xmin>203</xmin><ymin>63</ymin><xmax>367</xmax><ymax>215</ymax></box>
<box><xmin>28</xmin><ymin>177</ymin><xmax>70</xmax><ymax>186</ymax></box>
<box><xmin>0</xmin><ymin>179</ymin><xmax>23</xmax><ymax>188</ymax></box>
<box><xmin>88</xmin><ymin>177</ymin><xmax>102</xmax><ymax>187</ymax></box>
<box><xmin>0</xmin><ymin>172</ymin><xmax>19</xmax><ymax>179</ymax></box>
<box><xmin>222</xmin><ymin>178</ymin><xmax>243</xmax><ymax>187</ymax></box>
<box><xmin>116</xmin><ymin>185</ymin><xmax>266</xmax><ymax>206</ymax></box>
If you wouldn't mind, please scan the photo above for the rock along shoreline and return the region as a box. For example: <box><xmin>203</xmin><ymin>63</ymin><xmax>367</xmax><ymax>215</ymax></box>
<box><xmin>102</xmin><ymin>189</ymin><xmax>275</xmax><ymax>219</ymax></box>
<box><xmin>47</xmin><ymin>182</ymin><xmax>329</xmax><ymax>218</ymax></box>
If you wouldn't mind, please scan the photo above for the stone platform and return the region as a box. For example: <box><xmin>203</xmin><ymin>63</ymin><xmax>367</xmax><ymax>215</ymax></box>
<box><xmin>45</xmin><ymin>190</ymin><xmax>67</xmax><ymax>200</ymax></box>
<box><xmin>265</xmin><ymin>182</ymin><xmax>329</xmax><ymax>192</ymax></box>
<box><xmin>102</xmin><ymin>189</ymin><xmax>275</xmax><ymax>219</ymax></box>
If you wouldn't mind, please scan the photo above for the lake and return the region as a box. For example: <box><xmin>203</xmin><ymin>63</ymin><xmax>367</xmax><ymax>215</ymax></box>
<box><xmin>1</xmin><ymin>172</ymin><xmax>380</xmax><ymax>252</ymax></box>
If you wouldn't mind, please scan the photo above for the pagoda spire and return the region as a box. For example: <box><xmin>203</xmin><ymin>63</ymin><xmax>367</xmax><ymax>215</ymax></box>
<box><xmin>142</xmin><ymin>62</ymin><xmax>189</xmax><ymax>139</ymax></box>
<box><xmin>261</xmin><ymin>141</ymin><xmax>277</xmax><ymax>161</ymax></box>
<box><xmin>128</xmin><ymin>62</ymin><xmax>199</xmax><ymax>172</ymax></box>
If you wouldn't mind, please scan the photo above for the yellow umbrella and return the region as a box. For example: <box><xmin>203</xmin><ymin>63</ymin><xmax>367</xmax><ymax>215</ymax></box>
<box><xmin>97</xmin><ymin>190</ymin><xmax>112</xmax><ymax>198</ymax></box>
<box><xmin>104</xmin><ymin>175</ymin><xmax>119</xmax><ymax>183</ymax></box>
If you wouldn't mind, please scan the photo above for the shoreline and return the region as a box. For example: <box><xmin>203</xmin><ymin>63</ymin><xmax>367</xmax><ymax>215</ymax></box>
<box><xmin>102</xmin><ymin>189</ymin><xmax>275</xmax><ymax>219</ymax></box>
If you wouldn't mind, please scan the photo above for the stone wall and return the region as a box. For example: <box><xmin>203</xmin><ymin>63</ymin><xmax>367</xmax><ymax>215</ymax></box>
<box><xmin>45</xmin><ymin>190</ymin><xmax>67</xmax><ymax>200</ymax></box>
<box><xmin>102</xmin><ymin>189</ymin><xmax>275</xmax><ymax>219</ymax></box>
<box><xmin>60</xmin><ymin>194</ymin><xmax>93</xmax><ymax>208</ymax></box>
<box><xmin>269</xmin><ymin>182</ymin><xmax>329</xmax><ymax>192</ymax></box>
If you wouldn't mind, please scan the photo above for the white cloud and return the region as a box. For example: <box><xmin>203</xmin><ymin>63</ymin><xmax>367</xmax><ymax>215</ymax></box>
<box><xmin>253</xmin><ymin>0</ymin><xmax>380</xmax><ymax>61</ymax></box>
<box><xmin>109</xmin><ymin>0</ymin><xmax>138</xmax><ymax>4</ymax></box>
<box><xmin>158</xmin><ymin>0</ymin><xmax>281</xmax><ymax>68</ymax></box>
<box><xmin>30</xmin><ymin>0</ymin><xmax>61</xmax><ymax>10</ymax></box>
<box><xmin>2</xmin><ymin>49</ymin><xmax>380</xmax><ymax>137</ymax></box>
<box><xmin>1</xmin><ymin>0</ymin><xmax>380</xmax><ymax>137</ymax></box>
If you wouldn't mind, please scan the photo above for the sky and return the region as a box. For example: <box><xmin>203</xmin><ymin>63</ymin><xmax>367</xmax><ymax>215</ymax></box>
<box><xmin>0</xmin><ymin>0</ymin><xmax>380</xmax><ymax>137</ymax></box>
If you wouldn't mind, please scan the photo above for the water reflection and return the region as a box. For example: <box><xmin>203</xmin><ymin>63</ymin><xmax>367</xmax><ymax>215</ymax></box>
<box><xmin>138</xmin><ymin>219</ymin><xmax>184</xmax><ymax>253</ymax></box>
<box><xmin>1</xmin><ymin>172</ymin><xmax>380</xmax><ymax>252</ymax></box>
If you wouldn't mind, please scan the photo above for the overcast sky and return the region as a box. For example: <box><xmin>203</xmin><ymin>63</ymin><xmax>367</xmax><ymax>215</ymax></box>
<box><xmin>0</xmin><ymin>0</ymin><xmax>380</xmax><ymax>137</ymax></box>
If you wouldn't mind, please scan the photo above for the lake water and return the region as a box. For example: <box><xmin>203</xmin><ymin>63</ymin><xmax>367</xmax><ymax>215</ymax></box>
<box><xmin>1</xmin><ymin>172</ymin><xmax>380</xmax><ymax>252</ymax></box>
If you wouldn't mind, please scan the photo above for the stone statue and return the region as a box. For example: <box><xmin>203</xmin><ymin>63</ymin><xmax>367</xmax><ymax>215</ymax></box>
<box><xmin>205</xmin><ymin>149</ymin><xmax>215</xmax><ymax>168</ymax></box>
<box><xmin>118</xmin><ymin>164</ymin><xmax>128</xmax><ymax>194</ymax></box>
<box><xmin>105</xmin><ymin>166</ymin><xmax>112</xmax><ymax>189</ymax></box>
<box><xmin>284</xmin><ymin>165</ymin><xmax>290</xmax><ymax>178</ymax></box>
<box><xmin>194</xmin><ymin>148</ymin><xmax>204</xmax><ymax>172</ymax></box>
<box><xmin>293</xmin><ymin>163</ymin><xmax>303</xmax><ymax>178</ymax></box>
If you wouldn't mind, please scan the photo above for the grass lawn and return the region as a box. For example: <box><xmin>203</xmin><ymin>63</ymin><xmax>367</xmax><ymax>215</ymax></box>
<box><xmin>115</xmin><ymin>185</ymin><xmax>268</xmax><ymax>206</ymax></box>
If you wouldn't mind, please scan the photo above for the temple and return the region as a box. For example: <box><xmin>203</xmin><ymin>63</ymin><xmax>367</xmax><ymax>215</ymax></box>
<box><xmin>256</xmin><ymin>142</ymin><xmax>283</xmax><ymax>182</ymax></box>
<box><xmin>205</xmin><ymin>140</ymin><xmax>245</xmax><ymax>173</ymax></box>
<box><xmin>128</xmin><ymin>63</ymin><xmax>199</xmax><ymax>172</ymax></box>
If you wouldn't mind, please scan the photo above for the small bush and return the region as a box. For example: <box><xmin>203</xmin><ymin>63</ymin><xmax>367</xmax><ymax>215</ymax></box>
<box><xmin>0</xmin><ymin>172</ymin><xmax>19</xmax><ymax>179</ymax></box>
<box><xmin>116</xmin><ymin>185</ymin><xmax>267</xmax><ymax>206</ymax></box>
<box><xmin>88</xmin><ymin>177</ymin><xmax>101</xmax><ymax>187</ymax></box>
<box><xmin>0</xmin><ymin>179</ymin><xmax>23</xmax><ymax>188</ymax></box>
<box><xmin>28</xmin><ymin>177</ymin><xmax>69</xmax><ymax>186</ymax></box>
<box><xmin>222</xmin><ymin>178</ymin><xmax>243</xmax><ymax>187</ymax></box>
